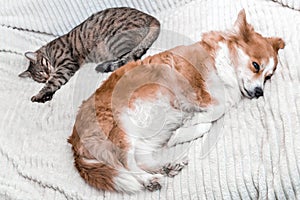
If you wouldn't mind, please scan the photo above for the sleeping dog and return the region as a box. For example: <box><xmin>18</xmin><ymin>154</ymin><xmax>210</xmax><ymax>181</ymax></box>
<box><xmin>68</xmin><ymin>9</ymin><xmax>285</xmax><ymax>193</ymax></box>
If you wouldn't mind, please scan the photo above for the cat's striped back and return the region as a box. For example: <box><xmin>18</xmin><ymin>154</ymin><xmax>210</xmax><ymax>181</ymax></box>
<box><xmin>19</xmin><ymin>7</ymin><xmax>160</xmax><ymax>103</ymax></box>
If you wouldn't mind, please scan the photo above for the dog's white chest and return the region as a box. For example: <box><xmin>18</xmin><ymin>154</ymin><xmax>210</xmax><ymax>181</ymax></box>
<box><xmin>212</xmin><ymin>42</ymin><xmax>241</xmax><ymax>110</ymax></box>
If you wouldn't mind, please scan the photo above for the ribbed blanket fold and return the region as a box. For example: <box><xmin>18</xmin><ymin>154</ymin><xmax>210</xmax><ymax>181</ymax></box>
<box><xmin>0</xmin><ymin>0</ymin><xmax>299</xmax><ymax>199</ymax></box>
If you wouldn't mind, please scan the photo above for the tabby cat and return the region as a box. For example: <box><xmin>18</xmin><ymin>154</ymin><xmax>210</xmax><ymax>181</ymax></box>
<box><xmin>19</xmin><ymin>7</ymin><xmax>160</xmax><ymax>103</ymax></box>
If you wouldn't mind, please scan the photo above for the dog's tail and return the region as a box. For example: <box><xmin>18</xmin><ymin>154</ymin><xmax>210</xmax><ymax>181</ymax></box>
<box><xmin>68</xmin><ymin>127</ymin><xmax>117</xmax><ymax>191</ymax></box>
<box><xmin>68</xmin><ymin>126</ymin><xmax>143</xmax><ymax>193</ymax></box>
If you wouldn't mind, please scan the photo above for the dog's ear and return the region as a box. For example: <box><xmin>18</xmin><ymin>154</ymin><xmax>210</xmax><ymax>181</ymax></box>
<box><xmin>267</xmin><ymin>37</ymin><xmax>285</xmax><ymax>52</ymax></box>
<box><xmin>234</xmin><ymin>9</ymin><xmax>247</xmax><ymax>31</ymax></box>
<box><xmin>234</xmin><ymin>9</ymin><xmax>254</xmax><ymax>42</ymax></box>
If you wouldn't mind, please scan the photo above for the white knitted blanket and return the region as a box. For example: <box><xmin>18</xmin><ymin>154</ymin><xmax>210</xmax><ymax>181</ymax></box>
<box><xmin>1</xmin><ymin>0</ymin><xmax>300</xmax><ymax>199</ymax></box>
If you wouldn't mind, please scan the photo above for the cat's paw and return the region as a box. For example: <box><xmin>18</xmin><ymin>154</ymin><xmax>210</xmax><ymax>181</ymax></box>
<box><xmin>31</xmin><ymin>92</ymin><xmax>53</xmax><ymax>103</ymax></box>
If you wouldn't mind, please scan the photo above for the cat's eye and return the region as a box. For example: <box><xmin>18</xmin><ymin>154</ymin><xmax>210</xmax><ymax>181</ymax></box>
<box><xmin>42</xmin><ymin>57</ymin><xmax>48</xmax><ymax>67</ymax></box>
<box><xmin>39</xmin><ymin>71</ymin><xmax>47</xmax><ymax>77</ymax></box>
<box><xmin>252</xmin><ymin>62</ymin><xmax>260</xmax><ymax>72</ymax></box>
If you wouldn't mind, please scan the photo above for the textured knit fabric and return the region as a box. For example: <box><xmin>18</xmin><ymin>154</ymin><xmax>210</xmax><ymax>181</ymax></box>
<box><xmin>0</xmin><ymin>0</ymin><xmax>300</xmax><ymax>199</ymax></box>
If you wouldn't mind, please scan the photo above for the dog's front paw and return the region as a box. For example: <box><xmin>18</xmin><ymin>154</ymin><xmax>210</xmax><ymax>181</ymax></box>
<box><xmin>31</xmin><ymin>92</ymin><xmax>53</xmax><ymax>103</ymax></box>
<box><xmin>161</xmin><ymin>160</ymin><xmax>188</xmax><ymax>177</ymax></box>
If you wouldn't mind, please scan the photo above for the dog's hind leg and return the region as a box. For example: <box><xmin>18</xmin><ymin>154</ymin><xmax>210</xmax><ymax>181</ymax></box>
<box><xmin>109</xmin><ymin>126</ymin><xmax>163</xmax><ymax>192</ymax></box>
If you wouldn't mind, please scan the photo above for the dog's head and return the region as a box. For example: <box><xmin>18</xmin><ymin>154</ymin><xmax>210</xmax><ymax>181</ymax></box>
<box><xmin>232</xmin><ymin>10</ymin><xmax>285</xmax><ymax>98</ymax></box>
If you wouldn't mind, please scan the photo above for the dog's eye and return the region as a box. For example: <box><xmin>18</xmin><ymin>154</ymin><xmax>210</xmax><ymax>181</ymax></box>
<box><xmin>252</xmin><ymin>62</ymin><xmax>260</xmax><ymax>72</ymax></box>
<box><xmin>265</xmin><ymin>75</ymin><xmax>271</xmax><ymax>80</ymax></box>
<box><xmin>264</xmin><ymin>75</ymin><xmax>272</xmax><ymax>83</ymax></box>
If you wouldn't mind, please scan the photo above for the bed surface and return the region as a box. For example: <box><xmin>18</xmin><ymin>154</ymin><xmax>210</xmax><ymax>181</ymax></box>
<box><xmin>0</xmin><ymin>0</ymin><xmax>300</xmax><ymax>199</ymax></box>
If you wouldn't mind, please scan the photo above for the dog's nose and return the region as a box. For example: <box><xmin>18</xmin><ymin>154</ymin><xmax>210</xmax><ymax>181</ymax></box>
<box><xmin>254</xmin><ymin>87</ymin><xmax>263</xmax><ymax>98</ymax></box>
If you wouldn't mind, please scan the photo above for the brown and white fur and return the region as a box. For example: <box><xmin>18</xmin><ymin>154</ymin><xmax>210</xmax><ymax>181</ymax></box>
<box><xmin>68</xmin><ymin>10</ymin><xmax>285</xmax><ymax>193</ymax></box>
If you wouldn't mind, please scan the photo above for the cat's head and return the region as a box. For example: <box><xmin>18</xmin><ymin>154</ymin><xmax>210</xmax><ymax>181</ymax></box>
<box><xmin>19</xmin><ymin>51</ymin><xmax>53</xmax><ymax>83</ymax></box>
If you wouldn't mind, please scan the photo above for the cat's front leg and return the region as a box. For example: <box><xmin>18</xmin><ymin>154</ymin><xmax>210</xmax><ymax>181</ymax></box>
<box><xmin>31</xmin><ymin>88</ymin><xmax>54</xmax><ymax>103</ymax></box>
<box><xmin>31</xmin><ymin>65</ymin><xmax>78</xmax><ymax>103</ymax></box>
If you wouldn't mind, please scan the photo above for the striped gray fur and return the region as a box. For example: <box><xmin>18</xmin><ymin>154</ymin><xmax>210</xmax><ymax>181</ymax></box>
<box><xmin>18</xmin><ymin>7</ymin><xmax>160</xmax><ymax>103</ymax></box>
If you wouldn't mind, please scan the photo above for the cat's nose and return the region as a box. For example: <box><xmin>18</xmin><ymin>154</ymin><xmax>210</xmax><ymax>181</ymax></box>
<box><xmin>254</xmin><ymin>87</ymin><xmax>263</xmax><ymax>98</ymax></box>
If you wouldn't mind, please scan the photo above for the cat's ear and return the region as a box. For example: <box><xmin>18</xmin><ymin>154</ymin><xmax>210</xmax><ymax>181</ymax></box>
<box><xmin>25</xmin><ymin>52</ymin><xmax>37</xmax><ymax>62</ymax></box>
<box><xmin>18</xmin><ymin>70</ymin><xmax>31</xmax><ymax>78</ymax></box>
